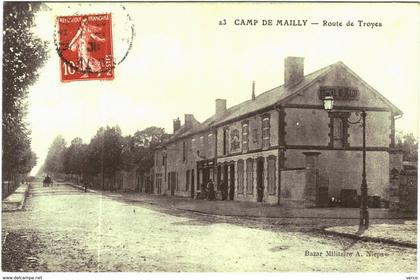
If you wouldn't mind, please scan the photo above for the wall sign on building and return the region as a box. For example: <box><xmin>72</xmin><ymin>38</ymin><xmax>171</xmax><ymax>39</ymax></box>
<box><xmin>319</xmin><ymin>86</ymin><xmax>360</xmax><ymax>101</ymax></box>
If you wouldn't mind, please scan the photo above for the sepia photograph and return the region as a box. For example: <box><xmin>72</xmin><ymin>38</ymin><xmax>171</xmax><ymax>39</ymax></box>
<box><xmin>1</xmin><ymin>1</ymin><xmax>419</xmax><ymax>277</ymax></box>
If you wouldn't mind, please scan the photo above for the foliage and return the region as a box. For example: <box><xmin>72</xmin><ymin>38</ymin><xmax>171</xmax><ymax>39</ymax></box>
<box><xmin>122</xmin><ymin>127</ymin><xmax>170</xmax><ymax>172</ymax></box>
<box><xmin>82</xmin><ymin>126</ymin><xmax>123</xmax><ymax>176</ymax></box>
<box><xmin>44</xmin><ymin>135</ymin><xmax>67</xmax><ymax>174</ymax></box>
<box><xmin>396</xmin><ymin>130</ymin><xmax>418</xmax><ymax>162</ymax></box>
<box><xmin>133</xmin><ymin>126</ymin><xmax>168</xmax><ymax>147</ymax></box>
<box><xmin>43</xmin><ymin>126</ymin><xmax>168</xmax><ymax>187</ymax></box>
<box><xmin>2</xmin><ymin>2</ymin><xmax>48</xmax><ymax>179</ymax></box>
<box><xmin>63</xmin><ymin>138</ymin><xmax>87</xmax><ymax>175</ymax></box>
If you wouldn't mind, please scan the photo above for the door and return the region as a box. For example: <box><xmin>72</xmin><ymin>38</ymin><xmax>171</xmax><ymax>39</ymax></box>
<box><xmin>217</xmin><ymin>165</ymin><xmax>221</xmax><ymax>190</ymax></box>
<box><xmin>191</xmin><ymin>170</ymin><xmax>195</xmax><ymax>198</ymax></box>
<box><xmin>203</xmin><ymin>168</ymin><xmax>209</xmax><ymax>187</ymax></box>
<box><xmin>229</xmin><ymin>164</ymin><xmax>235</xmax><ymax>200</ymax></box>
<box><xmin>257</xmin><ymin>159</ymin><xmax>264</xmax><ymax>202</ymax></box>
<box><xmin>223</xmin><ymin>164</ymin><xmax>229</xmax><ymax>200</ymax></box>
<box><xmin>170</xmin><ymin>172</ymin><xmax>176</xmax><ymax>196</ymax></box>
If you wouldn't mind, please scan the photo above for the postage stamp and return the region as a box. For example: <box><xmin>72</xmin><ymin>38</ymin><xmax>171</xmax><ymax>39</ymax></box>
<box><xmin>57</xmin><ymin>13</ymin><xmax>114</xmax><ymax>82</ymax></box>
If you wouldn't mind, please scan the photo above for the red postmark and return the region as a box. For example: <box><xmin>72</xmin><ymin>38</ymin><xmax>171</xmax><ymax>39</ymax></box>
<box><xmin>57</xmin><ymin>13</ymin><xmax>114</xmax><ymax>82</ymax></box>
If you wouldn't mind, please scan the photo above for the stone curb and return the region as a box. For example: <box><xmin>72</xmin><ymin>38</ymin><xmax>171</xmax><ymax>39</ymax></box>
<box><xmin>2</xmin><ymin>184</ymin><xmax>29</xmax><ymax>211</ymax></box>
<box><xmin>322</xmin><ymin>228</ymin><xmax>417</xmax><ymax>249</ymax></box>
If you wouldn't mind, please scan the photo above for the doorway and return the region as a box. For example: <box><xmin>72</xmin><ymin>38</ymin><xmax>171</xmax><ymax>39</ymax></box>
<box><xmin>257</xmin><ymin>158</ymin><xmax>264</xmax><ymax>202</ymax></box>
<box><xmin>217</xmin><ymin>165</ymin><xmax>221</xmax><ymax>190</ymax></box>
<box><xmin>191</xmin><ymin>169</ymin><xmax>195</xmax><ymax>198</ymax></box>
<box><xmin>229</xmin><ymin>164</ymin><xmax>235</xmax><ymax>200</ymax></box>
<box><xmin>169</xmin><ymin>172</ymin><xmax>176</xmax><ymax>196</ymax></box>
<box><xmin>223</xmin><ymin>164</ymin><xmax>229</xmax><ymax>200</ymax></box>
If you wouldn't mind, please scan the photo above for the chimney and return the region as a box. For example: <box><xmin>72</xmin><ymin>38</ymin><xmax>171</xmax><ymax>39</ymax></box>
<box><xmin>215</xmin><ymin>99</ymin><xmax>227</xmax><ymax>116</ymax></box>
<box><xmin>184</xmin><ymin>114</ymin><xmax>194</xmax><ymax>129</ymax></box>
<box><xmin>284</xmin><ymin>56</ymin><xmax>304</xmax><ymax>87</ymax></box>
<box><xmin>173</xmin><ymin>117</ymin><xmax>181</xmax><ymax>133</ymax></box>
<box><xmin>252</xmin><ymin>81</ymin><xmax>256</xmax><ymax>100</ymax></box>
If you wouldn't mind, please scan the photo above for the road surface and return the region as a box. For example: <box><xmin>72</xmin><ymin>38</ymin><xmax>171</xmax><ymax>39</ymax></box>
<box><xmin>2</xmin><ymin>183</ymin><xmax>416</xmax><ymax>272</ymax></box>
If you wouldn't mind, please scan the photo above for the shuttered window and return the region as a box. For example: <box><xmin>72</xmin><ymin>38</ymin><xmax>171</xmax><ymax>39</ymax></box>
<box><xmin>237</xmin><ymin>160</ymin><xmax>244</xmax><ymax>194</ymax></box>
<box><xmin>246</xmin><ymin>159</ymin><xmax>254</xmax><ymax>194</ymax></box>
<box><xmin>267</xmin><ymin>156</ymin><xmax>276</xmax><ymax>195</ymax></box>
<box><xmin>262</xmin><ymin>114</ymin><xmax>270</xmax><ymax>149</ymax></box>
<box><xmin>242</xmin><ymin>121</ymin><xmax>249</xmax><ymax>152</ymax></box>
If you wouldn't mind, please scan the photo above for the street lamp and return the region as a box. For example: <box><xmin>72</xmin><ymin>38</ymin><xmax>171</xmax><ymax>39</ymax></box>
<box><xmin>322</xmin><ymin>95</ymin><xmax>369</xmax><ymax>230</ymax></box>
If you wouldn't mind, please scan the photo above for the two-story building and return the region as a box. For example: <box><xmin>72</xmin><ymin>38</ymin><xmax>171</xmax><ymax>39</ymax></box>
<box><xmin>154</xmin><ymin>57</ymin><xmax>402</xmax><ymax>207</ymax></box>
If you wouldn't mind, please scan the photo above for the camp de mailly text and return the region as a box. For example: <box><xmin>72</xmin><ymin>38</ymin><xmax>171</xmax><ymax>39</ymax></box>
<box><xmin>232</xmin><ymin>19</ymin><xmax>382</xmax><ymax>28</ymax></box>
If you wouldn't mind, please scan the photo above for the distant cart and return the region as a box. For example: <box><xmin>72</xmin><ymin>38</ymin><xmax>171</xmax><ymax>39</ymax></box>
<box><xmin>43</xmin><ymin>177</ymin><xmax>53</xmax><ymax>187</ymax></box>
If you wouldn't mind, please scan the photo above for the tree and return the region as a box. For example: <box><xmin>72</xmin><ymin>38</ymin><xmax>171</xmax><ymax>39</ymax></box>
<box><xmin>44</xmin><ymin>135</ymin><xmax>67</xmax><ymax>175</ymax></box>
<box><xmin>121</xmin><ymin>135</ymin><xmax>141</xmax><ymax>171</ymax></box>
<box><xmin>396</xmin><ymin>130</ymin><xmax>418</xmax><ymax>162</ymax></box>
<box><xmin>18</xmin><ymin>150</ymin><xmax>37</xmax><ymax>175</ymax></box>
<box><xmin>63</xmin><ymin>137</ymin><xmax>86</xmax><ymax>176</ymax></box>
<box><xmin>85</xmin><ymin>126</ymin><xmax>123</xmax><ymax>177</ymax></box>
<box><xmin>129</xmin><ymin>126</ymin><xmax>170</xmax><ymax>172</ymax></box>
<box><xmin>55</xmin><ymin>126</ymin><xmax>169</xmax><ymax>188</ymax></box>
<box><xmin>3</xmin><ymin>2</ymin><xmax>48</xmax><ymax>180</ymax></box>
<box><xmin>133</xmin><ymin>126</ymin><xmax>169</xmax><ymax>147</ymax></box>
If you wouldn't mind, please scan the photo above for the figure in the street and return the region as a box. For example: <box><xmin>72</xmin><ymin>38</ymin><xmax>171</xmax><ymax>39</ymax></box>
<box><xmin>197</xmin><ymin>182</ymin><xmax>207</xmax><ymax>199</ymax></box>
<box><xmin>68</xmin><ymin>17</ymin><xmax>105</xmax><ymax>77</ymax></box>
<box><xmin>207</xmin><ymin>180</ymin><xmax>215</xmax><ymax>201</ymax></box>
<box><xmin>83</xmin><ymin>180</ymin><xmax>88</xmax><ymax>192</ymax></box>
<box><xmin>43</xmin><ymin>175</ymin><xmax>52</xmax><ymax>187</ymax></box>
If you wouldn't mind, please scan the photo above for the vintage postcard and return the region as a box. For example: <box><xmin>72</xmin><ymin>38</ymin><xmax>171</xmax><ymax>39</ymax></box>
<box><xmin>1</xmin><ymin>1</ymin><xmax>419</xmax><ymax>278</ymax></box>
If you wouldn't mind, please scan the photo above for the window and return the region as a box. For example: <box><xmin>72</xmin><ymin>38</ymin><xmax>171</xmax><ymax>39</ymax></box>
<box><xmin>237</xmin><ymin>160</ymin><xmax>244</xmax><ymax>194</ymax></box>
<box><xmin>191</xmin><ymin>169</ymin><xmax>195</xmax><ymax>191</ymax></box>
<box><xmin>183</xmin><ymin>141</ymin><xmax>187</xmax><ymax>162</ymax></box>
<box><xmin>333</xmin><ymin>118</ymin><xmax>344</xmax><ymax>148</ymax></box>
<box><xmin>223</xmin><ymin>128</ymin><xmax>228</xmax><ymax>155</ymax></box>
<box><xmin>267</xmin><ymin>156</ymin><xmax>276</xmax><ymax>195</ymax></box>
<box><xmin>262</xmin><ymin>114</ymin><xmax>270</xmax><ymax>149</ymax></box>
<box><xmin>186</xmin><ymin>170</ymin><xmax>190</xmax><ymax>191</ymax></box>
<box><xmin>329</xmin><ymin>112</ymin><xmax>349</xmax><ymax>148</ymax></box>
<box><xmin>242</xmin><ymin>121</ymin><xmax>249</xmax><ymax>152</ymax></box>
<box><xmin>246</xmin><ymin>159</ymin><xmax>254</xmax><ymax>194</ymax></box>
<box><xmin>231</xmin><ymin>129</ymin><xmax>240</xmax><ymax>151</ymax></box>
<box><xmin>252</xmin><ymin>128</ymin><xmax>259</xmax><ymax>144</ymax></box>
<box><xmin>207</xmin><ymin>133</ymin><xmax>213</xmax><ymax>158</ymax></box>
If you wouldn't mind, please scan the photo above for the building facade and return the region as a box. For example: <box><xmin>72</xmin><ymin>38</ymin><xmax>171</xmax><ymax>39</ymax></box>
<box><xmin>153</xmin><ymin>57</ymin><xmax>402</xmax><ymax>206</ymax></box>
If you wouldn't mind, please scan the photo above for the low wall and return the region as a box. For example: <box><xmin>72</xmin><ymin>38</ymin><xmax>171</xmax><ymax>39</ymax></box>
<box><xmin>389</xmin><ymin>169</ymin><xmax>417</xmax><ymax>213</ymax></box>
<box><xmin>280</xmin><ymin>169</ymin><xmax>306</xmax><ymax>206</ymax></box>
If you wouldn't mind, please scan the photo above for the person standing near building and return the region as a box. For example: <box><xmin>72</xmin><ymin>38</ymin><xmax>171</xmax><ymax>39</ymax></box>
<box><xmin>207</xmin><ymin>180</ymin><xmax>215</xmax><ymax>201</ymax></box>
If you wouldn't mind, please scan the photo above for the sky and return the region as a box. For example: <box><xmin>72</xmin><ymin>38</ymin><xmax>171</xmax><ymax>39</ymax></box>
<box><xmin>27</xmin><ymin>2</ymin><xmax>420</xmax><ymax>175</ymax></box>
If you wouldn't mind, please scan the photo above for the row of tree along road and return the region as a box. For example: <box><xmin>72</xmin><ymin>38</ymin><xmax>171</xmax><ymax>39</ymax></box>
<box><xmin>40</xmin><ymin>126</ymin><xmax>170</xmax><ymax>190</ymax></box>
<box><xmin>2</xmin><ymin>3</ymin><xmax>48</xmax><ymax>198</ymax></box>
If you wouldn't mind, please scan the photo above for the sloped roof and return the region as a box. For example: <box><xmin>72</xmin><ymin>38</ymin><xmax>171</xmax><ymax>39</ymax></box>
<box><xmin>211</xmin><ymin>62</ymin><xmax>336</xmax><ymax>126</ymax></box>
<box><xmin>161</xmin><ymin>61</ymin><xmax>402</xmax><ymax>145</ymax></box>
<box><xmin>166</xmin><ymin>115</ymin><xmax>201</xmax><ymax>142</ymax></box>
